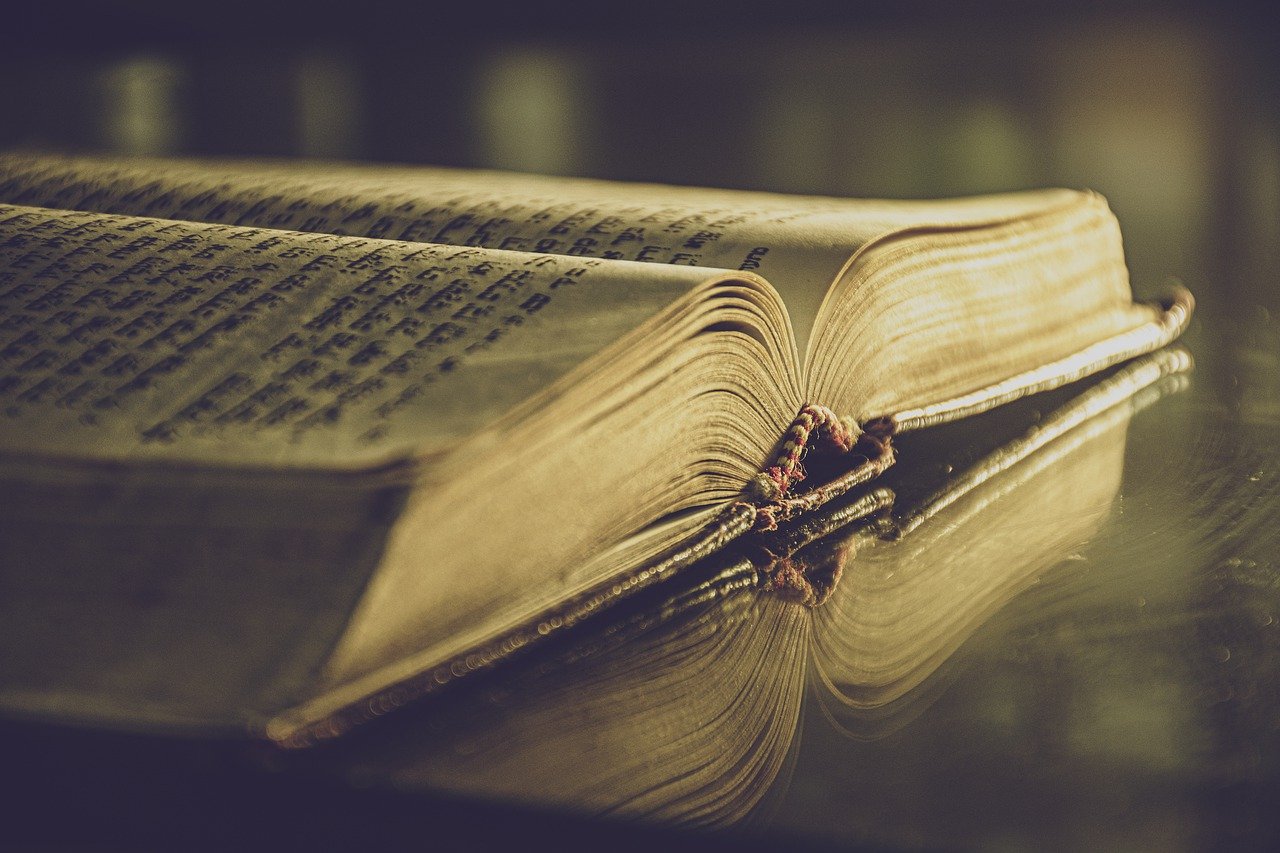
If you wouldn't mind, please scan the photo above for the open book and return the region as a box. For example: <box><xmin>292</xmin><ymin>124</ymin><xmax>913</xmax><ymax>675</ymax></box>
<box><xmin>298</xmin><ymin>351</ymin><xmax>1190</xmax><ymax>825</ymax></box>
<box><xmin>0</xmin><ymin>153</ymin><xmax>1192</xmax><ymax>741</ymax></box>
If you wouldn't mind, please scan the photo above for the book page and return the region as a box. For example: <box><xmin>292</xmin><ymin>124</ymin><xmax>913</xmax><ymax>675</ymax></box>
<box><xmin>0</xmin><ymin>153</ymin><xmax>1080</xmax><ymax>355</ymax></box>
<box><xmin>338</xmin><ymin>586</ymin><xmax>808</xmax><ymax>827</ymax></box>
<box><xmin>0</xmin><ymin>204</ymin><xmax>720</xmax><ymax>468</ymax></box>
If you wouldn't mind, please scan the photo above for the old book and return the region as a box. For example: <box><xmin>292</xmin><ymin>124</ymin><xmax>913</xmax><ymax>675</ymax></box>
<box><xmin>0</xmin><ymin>153</ymin><xmax>1192</xmax><ymax>742</ymax></box>
<box><xmin>296</xmin><ymin>351</ymin><xmax>1190</xmax><ymax>826</ymax></box>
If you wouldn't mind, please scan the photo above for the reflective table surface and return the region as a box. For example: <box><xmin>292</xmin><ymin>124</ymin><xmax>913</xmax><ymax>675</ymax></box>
<box><xmin>5</xmin><ymin>4</ymin><xmax>1280</xmax><ymax>849</ymax></box>
<box><xmin>6</xmin><ymin>312</ymin><xmax>1280</xmax><ymax>851</ymax></box>
<box><xmin>316</xmin><ymin>319</ymin><xmax>1280</xmax><ymax>849</ymax></box>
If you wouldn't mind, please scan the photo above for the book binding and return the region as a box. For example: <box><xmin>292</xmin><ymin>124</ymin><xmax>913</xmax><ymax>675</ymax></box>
<box><xmin>269</xmin><ymin>289</ymin><xmax>1193</xmax><ymax>747</ymax></box>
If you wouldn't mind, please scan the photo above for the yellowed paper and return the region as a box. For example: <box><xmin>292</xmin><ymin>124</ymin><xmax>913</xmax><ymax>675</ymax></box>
<box><xmin>0</xmin><ymin>204</ymin><xmax>719</xmax><ymax>468</ymax></box>
<box><xmin>0</xmin><ymin>152</ymin><xmax>1082</xmax><ymax>354</ymax></box>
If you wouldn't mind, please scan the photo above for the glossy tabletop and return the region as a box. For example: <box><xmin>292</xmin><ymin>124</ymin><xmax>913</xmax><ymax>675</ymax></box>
<box><xmin>4</xmin><ymin>5</ymin><xmax>1279</xmax><ymax>849</ymax></box>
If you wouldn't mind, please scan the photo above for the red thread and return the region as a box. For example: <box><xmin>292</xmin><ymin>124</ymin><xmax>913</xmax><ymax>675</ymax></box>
<box><xmin>754</xmin><ymin>504</ymin><xmax>780</xmax><ymax>532</ymax></box>
<box><xmin>761</xmin><ymin>404</ymin><xmax>859</xmax><ymax>496</ymax></box>
<box><xmin>746</xmin><ymin>404</ymin><xmax>894</xmax><ymax>532</ymax></box>
<box><xmin>760</xmin><ymin>540</ymin><xmax>854</xmax><ymax>607</ymax></box>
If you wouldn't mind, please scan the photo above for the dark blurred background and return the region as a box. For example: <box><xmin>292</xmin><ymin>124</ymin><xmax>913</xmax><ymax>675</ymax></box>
<box><xmin>3</xmin><ymin>0</ymin><xmax>1278</xmax><ymax>323</ymax></box>
<box><xmin>4</xmin><ymin>3</ymin><xmax>1280</xmax><ymax>848</ymax></box>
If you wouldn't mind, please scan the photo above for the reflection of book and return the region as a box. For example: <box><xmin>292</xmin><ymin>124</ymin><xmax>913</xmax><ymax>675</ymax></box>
<box><xmin>313</xmin><ymin>351</ymin><xmax>1189</xmax><ymax>826</ymax></box>
<box><xmin>813</xmin><ymin>355</ymin><xmax>1186</xmax><ymax>724</ymax></box>
<box><xmin>0</xmin><ymin>153</ymin><xmax>1191</xmax><ymax>741</ymax></box>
